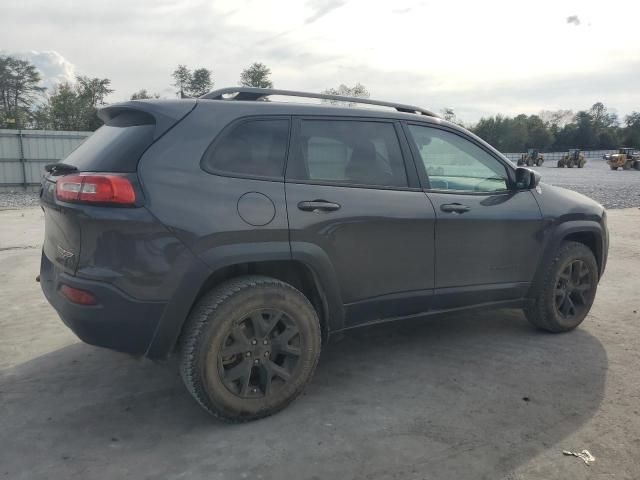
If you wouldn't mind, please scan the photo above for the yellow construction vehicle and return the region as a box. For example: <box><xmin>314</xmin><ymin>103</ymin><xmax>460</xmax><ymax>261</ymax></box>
<box><xmin>558</xmin><ymin>149</ymin><xmax>586</xmax><ymax>168</ymax></box>
<box><xmin>517</xmin><ymin>148</ymin><xmax>544</xmax><ymax>167</ymax></box>
<box><xmin>604</xmin><ymin>148</ymin><xmax>640</xmax><ymax>170</ymax></box>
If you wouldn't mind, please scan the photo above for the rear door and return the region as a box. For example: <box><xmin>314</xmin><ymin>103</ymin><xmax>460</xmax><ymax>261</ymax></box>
<box><xmin>404</xmin><ymin>123</ymin><xmax>544</xmax><ymax>309</ymax></box>
<box><xmin>285</xmin><ymin>117</ymin><xmax>436</xmax><ymax>327</ymax></box>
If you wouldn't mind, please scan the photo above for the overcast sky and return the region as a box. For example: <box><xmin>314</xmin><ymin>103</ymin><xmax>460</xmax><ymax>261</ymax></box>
<box><xmin>2</xmin><ymin>0</ymin><xmax>639</xmax><ymax>123</ymax></box>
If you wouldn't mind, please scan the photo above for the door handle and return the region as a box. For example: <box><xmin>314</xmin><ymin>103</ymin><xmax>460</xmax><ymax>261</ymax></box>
<box><xmin>440</xmin><ymin>203</ymin><xmax>471</xmax><ymax>214</ymax></box>
<box><xmin>297</xmin><ymin>200</ymin><xmax>341</xmax><ymax>212</ymax></box>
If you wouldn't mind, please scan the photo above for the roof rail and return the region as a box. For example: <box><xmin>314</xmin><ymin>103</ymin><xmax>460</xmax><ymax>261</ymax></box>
<box><xmin>200</xmin><ymin>87</ymin><xmax>439</xmax><ymax>117</ymax></box>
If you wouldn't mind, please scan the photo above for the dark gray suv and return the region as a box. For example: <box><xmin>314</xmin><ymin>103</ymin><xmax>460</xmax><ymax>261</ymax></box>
<box><xmin>39</xmin><ymin>87</ymin><xmax>608</xmax><ymax>422</ymax></box>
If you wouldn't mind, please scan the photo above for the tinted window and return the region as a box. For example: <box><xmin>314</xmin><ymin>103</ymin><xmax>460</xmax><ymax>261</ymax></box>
<box><xmin>63</xmin><ymin>112</ymin><xmax>155</xmax><ymax>172</ymax></box>
<box><xmin>289</xmin><ymin>120</ymin><xmax>408</xmax><ymax>188</ymax></box>
<box><xmin>408</xmin><ymin>125</ymin><xmax>508</xmax><ymax>192</ymax></box>
<box><xmin>202</xmin><ymin>119</ymin><xmax>289</xmax><ymax>178</ymax></box>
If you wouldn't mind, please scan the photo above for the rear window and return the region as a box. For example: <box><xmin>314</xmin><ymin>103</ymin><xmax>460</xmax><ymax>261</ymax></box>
<box><xmin>201</xmin><ymin>119</ymin><xmax>290</xmax><ymax>179</ymax></box>
<box><xmin>288</xmin><ymin>120</ymin><xmax>408</xmax><ymax>188</ymax></box>
<box><xmin>63</xmin><ymin>111</ymin><xmax>155</xmax><ymax>172</ymax></box>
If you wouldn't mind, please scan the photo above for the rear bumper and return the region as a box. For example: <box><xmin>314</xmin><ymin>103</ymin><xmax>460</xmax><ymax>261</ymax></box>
<box><xmin>40</xmin><ymin>252</ymin><xmax>166</xmax><ymax>355</ymax></box>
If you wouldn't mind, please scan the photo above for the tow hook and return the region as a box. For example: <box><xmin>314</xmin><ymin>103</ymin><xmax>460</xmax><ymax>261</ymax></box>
<box><xmin>35</xmin><ymin>275</ymin><xmax>40</xmax><ymax>283</ymax></box>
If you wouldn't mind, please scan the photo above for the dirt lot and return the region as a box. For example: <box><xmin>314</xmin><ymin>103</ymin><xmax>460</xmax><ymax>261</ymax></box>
<box><xmin>1</xmin><ymin>207</ymin><xmax>639</xmax><ymax>480</ymax></box>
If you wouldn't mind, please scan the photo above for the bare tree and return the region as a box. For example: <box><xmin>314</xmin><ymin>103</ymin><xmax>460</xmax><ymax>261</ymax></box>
<box><xmin>130</xmin><ymin>89</ymin><xmax>160</xmax><ymax>100</ymax></box>
<box><xmin>172</xmin><ymin>65</ymin><xmax>192</xmax><ymax>98</ymax></box>
<box><xmin>320</xmin><ymin>83</ymin><xmax>369</xmax><ymax>107</ymax></box>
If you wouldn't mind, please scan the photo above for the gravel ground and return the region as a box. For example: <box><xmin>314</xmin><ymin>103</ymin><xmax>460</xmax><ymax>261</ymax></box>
<box><xmin>1</xmin><ymin>159</ymin><xmax>638</xmax><ymax>210</ymax></box>
<box><xmin>531</xmin><ymin>159</ymin><xmax>640</xmax><ymax>209</ymax></box>
<box><xmin>0</xmin><ymin>190</ymin><xmax>41</xmax><ymax>210</ymax></box>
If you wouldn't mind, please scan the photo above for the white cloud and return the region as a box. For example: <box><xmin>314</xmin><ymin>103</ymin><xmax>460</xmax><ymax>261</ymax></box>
<box><xmin>1</xmin><ymin>0</ymin><xmax>639</xmax><ymax>122</ymax></box>
<box><xmin>3</xmin><ymin>50</ymin><xmax>76</xmax><ymax>93</ymax></box>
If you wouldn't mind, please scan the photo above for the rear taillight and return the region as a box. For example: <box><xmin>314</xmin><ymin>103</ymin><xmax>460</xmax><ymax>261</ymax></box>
<box><xmin>60</xmin><ymin>284</ymin><xmax>97</xmax><ymax>305</ymax></box>
<box><xmin>56</xmin><ymin>174</ymin><xmax>136</xmax><ymax>205</ymax></box>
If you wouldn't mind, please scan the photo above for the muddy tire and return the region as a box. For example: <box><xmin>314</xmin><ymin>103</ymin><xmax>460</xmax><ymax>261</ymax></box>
<box><xmin>609</xmin><ymin>165</ymin><xmax>618</xmax><ymax>170</ymax></box>
<box><xmin>525</xmin><ymin>242</ymin><xmax>598</xmax><ymax>333</ymax></box>
<box><xmin>179</xmin><ymin>275</ymin><xmax>321</xmax><ymax>422</ymax></box>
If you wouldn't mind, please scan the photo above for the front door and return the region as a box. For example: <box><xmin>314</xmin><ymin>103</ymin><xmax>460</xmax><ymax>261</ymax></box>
<box><xmin>404</xmin><ymin>123</ymin><xmax>544</xmax><ymax>309</ymax></box>
<box><xmin>285</xmin><ymin>118</ymin><xmax>436</xmax><ymax>326</ymax></box>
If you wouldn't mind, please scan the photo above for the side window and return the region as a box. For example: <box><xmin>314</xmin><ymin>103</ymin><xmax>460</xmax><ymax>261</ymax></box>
<box><xmin>289</xmin><ymin>120</ymin><xmax>408</xmax><ymax>188</ymax></box>
<box><xmin>407</xmin><ymin>125</ymin><xmax>509</xmax><ymax>192</ymax></box>
<box><xmin>202</xmin><ymin>119</ymin><xmax>289</xmax><ymax>178</ymax></box>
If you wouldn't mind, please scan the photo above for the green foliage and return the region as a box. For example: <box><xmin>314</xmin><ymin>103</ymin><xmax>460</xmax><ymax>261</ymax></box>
<box><xmin>47</xmin><ymin>76</ymin><xmax>113</xmax><ymax>131</ymax></box>
<box><xmin>190</xmin><ymin>68</ymin><xmax>213</xmax><ymax>97</ymax></box>
<box><xmin>172</xmin><ymin>65</ymin><xmax>191</xmax><ymax>98</ymax></box>
<box><xmin>623</xmin><ymin>112</ymin><xmax>640</xmax><ymax>147</ymax></box>
<box><xmin>0</xmin><ymin>55</ymin><xmax>46</xmax><ymax>128</ymax></box>
<box><xmin>172</xmin><ymin>65</ymin><xmax>214</xmax><ymax>97</ymax></box>
<box><xmin>130</xmin><ymin>89</ymin><xmax>160</xmax><ymax>100</ymax></box>
<box><xmin>472</xmin><ymin>102</ymin><xmax>634</xmax><ymax>152</ymax></box>
<box><xmin>239</xmin><ymin>62</ymin><xmax>274</xmax><ymax>88</ymax></box>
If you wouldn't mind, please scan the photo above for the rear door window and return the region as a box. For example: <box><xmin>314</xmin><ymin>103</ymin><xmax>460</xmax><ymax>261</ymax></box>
<box><xmin>202</xmin><ymin>118</ymin><xmax>290</xmax><ymax>179</ymax></box>
<box><xmin>287</xmin><ymin>120</ymin><xmax>408</xmax><ymax>188</ymax></box>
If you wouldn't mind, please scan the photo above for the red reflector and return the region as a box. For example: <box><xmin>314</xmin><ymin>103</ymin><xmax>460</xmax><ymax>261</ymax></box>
<box><xmin>56</xmin><ymin>174</ymin><xmax>136</xmax><ymax>205</ymax></box>
<box><xmin>60</xmin><ymin>284</ymin><xmax>97</xmax><ymax>305</ymax></box>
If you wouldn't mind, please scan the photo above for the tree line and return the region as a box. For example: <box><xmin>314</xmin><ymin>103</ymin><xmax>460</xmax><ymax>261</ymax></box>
<box><xmin>1</xmin><ymin>53</ymin><xmax>638</xmax><ymax>150</ymax></box>
<box><xmin>469</xmin><ymin>103</ymin><xmax>640</xmax><ymax>152</ymax></box>
<box><xmin>0</xmin><ymin>54</ymin><xmax>370</xmax><ymax>132</ymax></box>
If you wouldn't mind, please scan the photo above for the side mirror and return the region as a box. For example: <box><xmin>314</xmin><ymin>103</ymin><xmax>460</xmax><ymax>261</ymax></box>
<box><xmin>514</xmin><ymin>167</ymin><xmax>541</xmax><ymax>190</ymax></box>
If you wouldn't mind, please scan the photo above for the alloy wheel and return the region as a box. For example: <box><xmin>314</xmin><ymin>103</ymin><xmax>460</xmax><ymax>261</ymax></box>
<box><xmin>554</xmin><ymin>259</ymin><xmax>594</xmax><ymax>320</ymax></box>
<box><xmin>218</xmin><ymin>309</ymin><xmax>302</xmax><ymax>398</ymax></box>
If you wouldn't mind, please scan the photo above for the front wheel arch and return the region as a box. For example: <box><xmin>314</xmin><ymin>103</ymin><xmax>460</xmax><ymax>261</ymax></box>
<box><xmin>528</xmin><ymin>222</ymin><xmax>606</xmax><ymax>301</ymax></box>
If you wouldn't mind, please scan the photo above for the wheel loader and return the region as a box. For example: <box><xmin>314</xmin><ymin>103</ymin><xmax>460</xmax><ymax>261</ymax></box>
<box><xmin>604</xmin><ymin>148</ymin><xmax>640</xmax><ymax>170</ymax></box>
<box><xmin>517</xmin><ymin>148</ymin><xmax>544</xmax><ymax>167</ymax></box>
<box><xmin>558</xmin><ymin>149</ymin><xmax>586</xmax><ymax>168</ymax></box>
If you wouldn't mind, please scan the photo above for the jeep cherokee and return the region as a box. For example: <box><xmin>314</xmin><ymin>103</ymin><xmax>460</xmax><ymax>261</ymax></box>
<box><xmin>39</xmin><ymin>87</ymin><xmax>609</xmax><ymax>422</ymax></box>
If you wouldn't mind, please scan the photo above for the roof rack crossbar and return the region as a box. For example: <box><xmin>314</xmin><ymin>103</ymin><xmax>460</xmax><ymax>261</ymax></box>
<box><xmin>200</xmin><ymin>87</ymin><xmax>438</xmax><ymax>117</ymax></box>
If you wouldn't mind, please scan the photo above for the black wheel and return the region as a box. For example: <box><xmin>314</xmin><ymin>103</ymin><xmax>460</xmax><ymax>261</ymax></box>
<box><xmin>525</xmin><ymin>241</ymin><xmax>598</xmax><ymax>333</ymax></box>
<box><xmin>180</xmin><ymin>275</ymin><xmax>321</xmax><ymax>422</ymax></box>
<box><xmin>609</xmin><ymin>165</ymin><xmax>618</xmax><ymax>170</ymax></box>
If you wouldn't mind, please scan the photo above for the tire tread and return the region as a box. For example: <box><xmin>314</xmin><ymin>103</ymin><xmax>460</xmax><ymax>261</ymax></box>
<box><xmin>179</xmin><ymin>275</ymin><xmax>320</xmax><ymax>423</ymax></box>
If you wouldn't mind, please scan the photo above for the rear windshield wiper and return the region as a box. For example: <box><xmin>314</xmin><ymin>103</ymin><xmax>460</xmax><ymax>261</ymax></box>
<box><xmin>45</xmin><ymin>162</ymin><xmax>78</xmax><ymax>175</ymax></box>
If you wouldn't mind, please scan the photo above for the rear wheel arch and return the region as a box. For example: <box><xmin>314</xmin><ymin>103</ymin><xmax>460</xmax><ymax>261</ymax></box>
<box><xmin>188</xmin><ymin>259</ymin><xmax>339</xmax><ymax>345</ymax></box>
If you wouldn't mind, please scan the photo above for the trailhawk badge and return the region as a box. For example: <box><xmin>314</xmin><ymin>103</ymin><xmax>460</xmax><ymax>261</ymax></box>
<box><xmin>56</xmin><ymin>245</ymin><xmax>74</xmax><ymax>260</ymax></box>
